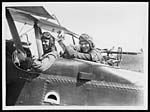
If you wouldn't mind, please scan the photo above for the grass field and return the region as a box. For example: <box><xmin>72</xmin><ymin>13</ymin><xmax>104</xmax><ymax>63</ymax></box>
<box><xmin>119</xmin><ymin>53</ymin><xmax>144</xmax><ymax>73</ymax></box>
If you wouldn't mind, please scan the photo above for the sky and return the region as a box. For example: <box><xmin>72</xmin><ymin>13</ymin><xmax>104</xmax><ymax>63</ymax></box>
<box><xmin>2</xmin><ymin>2</ymin><xmax>148</xmax><ymax>53</ymax></box>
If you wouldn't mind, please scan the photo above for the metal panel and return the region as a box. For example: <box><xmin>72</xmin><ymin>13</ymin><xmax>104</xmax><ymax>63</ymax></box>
<box><xmin>39</xmin><ymin>74</ymin><xmax>143</xmax><ymax>106</ymax></box>
<box><xmin>15</xmin><ymin>79</ymin><xmax>46</xmax><ymax>105</ymax></box>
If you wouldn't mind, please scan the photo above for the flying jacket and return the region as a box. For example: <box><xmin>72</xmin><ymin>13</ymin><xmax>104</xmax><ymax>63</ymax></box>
<box><xmin>32</xmin><ymin>46</ymin><xmax>58</xmax><ymax>72</ymax></box>
<box><xmin>64</xmin><ymin>44</ymin><xmax>104</xmax><ymax>63</ymax></box>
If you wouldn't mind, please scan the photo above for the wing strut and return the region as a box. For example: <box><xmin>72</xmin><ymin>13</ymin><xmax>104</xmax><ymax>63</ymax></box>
<box><xmin>34</xmin><ymin>22</ymin><xmax>43</xmax><ymax>58</ymax></box>
<box><xmin>6</xmin><ymin>8</ymin><xmax>26</xmax><ymax>54</ymax></box>
<box><xmin>72</xmin><ymin>35</ymin><xmax>76</xmax><ymax>45</ymax></box>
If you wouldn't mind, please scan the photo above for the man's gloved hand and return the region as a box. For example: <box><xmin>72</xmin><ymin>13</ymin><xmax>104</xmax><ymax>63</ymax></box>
<box><xmin>65</xmin><ymin>46</ymin><xmax>77</xmax><ymax>58</ymax></box>
<box><xmin>32</xmin><ymin>59</ymin><xmax>42</xmax><ymax>69</ymax></box>
<box><xmin>23</xmin><ymin>57</ymin><xmax>34</xmax><ymax>70</ymax></box>
<box><xmin>57</xmin><ymin>30</ymin><xmax>65</xmax><ymax>42</ymax></box>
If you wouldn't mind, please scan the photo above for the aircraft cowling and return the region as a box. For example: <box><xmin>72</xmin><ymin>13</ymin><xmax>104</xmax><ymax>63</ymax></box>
<box><xmin>23</xmin><ymin>58</ymin><xmax>143</xmax><ymax>106</ymax></box>
<box><xmin>43</xmin><ymin>58</ymin><xmax>144</xmax><ymax>86</ymax></box>
<box><xmin>15</xmin><ymin>57</ymin><xmax>144</xmax><ymax>106</ymax></box>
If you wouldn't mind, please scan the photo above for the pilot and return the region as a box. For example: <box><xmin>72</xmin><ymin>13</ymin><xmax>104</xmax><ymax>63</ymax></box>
<box><xmin>57</xmin><ymin>31</ymin><xmax>104</xmax><ymax>63</ymax></box>
<box><xmin>14</xmin><ymin>32</ymin><xmax>58</xmax><ymax>72</ymax></box>
<box><xmin>31</xmin><ymin>32</ymin><xmax>58</xmax><ymax>72</ymax></box>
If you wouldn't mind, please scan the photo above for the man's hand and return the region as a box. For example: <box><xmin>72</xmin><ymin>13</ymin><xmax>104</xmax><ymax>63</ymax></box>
<box><xmin>32</xmin><ymin>59</ymin><xmax>42</xmax><ymax>68</ymax></box>
<box><xmin>32</xmin><ymin>55</ymin><xmax>37</xmax><ymax>61</ymax></box>
<box><xmin>57</xmin><ymin>30</ymin><xmax>65</xmax><ymax>42</ymax></box>
<box><xmin>57</xmin><ymin>30</ymin><xmax>66</xmax><ymax>52</ymax></box>
<box><xmin>65</xmin><ymin>46</ymin><xmax>77</xmax><ymax>58</ymax></box>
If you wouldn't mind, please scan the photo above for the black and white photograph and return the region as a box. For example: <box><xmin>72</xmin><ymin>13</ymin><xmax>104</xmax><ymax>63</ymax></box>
<box><xmin>2</xmin><ymin>2</ymin><xmax>148</xmax><ymax>110</ymax></box>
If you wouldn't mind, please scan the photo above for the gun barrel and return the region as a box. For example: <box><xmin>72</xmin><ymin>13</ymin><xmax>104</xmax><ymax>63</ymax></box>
<box><xmin>102</xmin><ymin>51</ymin><xmax>139</xmax><ymax>55</ymax></box>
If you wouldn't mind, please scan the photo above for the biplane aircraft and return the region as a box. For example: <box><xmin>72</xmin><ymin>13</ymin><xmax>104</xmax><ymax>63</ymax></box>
<box><xmin>5</xmin><ymin>6</ymin><xmax>144</xmax><ymax>106</ymax></box>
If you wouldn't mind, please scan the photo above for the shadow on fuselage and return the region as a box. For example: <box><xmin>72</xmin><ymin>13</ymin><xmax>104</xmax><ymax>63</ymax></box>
<box><xmin>6</xmin><ymin>40</ymin><xmax>39</xmax><ymax>105</ymax></box>
<box><xmin>6</xmin><ymin>50</ymin><xmax>27</xmax><ymax>105</ymax></box>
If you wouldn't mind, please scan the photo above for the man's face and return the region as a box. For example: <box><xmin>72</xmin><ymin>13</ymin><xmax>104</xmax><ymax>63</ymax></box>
<box><xmin>42</xmin><ymin>39</ymin><xmax>50</xmax><ymax>51</ymax></box>
<box><xmin>80</xmin><ymin>41</ymin><xmax>91</xmax><ymax>53</ymax></box>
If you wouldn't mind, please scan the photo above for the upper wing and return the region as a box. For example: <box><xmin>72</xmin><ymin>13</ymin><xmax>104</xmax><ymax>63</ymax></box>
<box><xmin>6</xmin><ymin>6</ymin><xmax>79</xmax><ymax>38</ymax></box>
<box><xmin>6</xmin><ymin>6</ymin><xmax>55</xmax><ymax>19</ymax></box>
<box><xmin>38</xmin><ymin>19</ymin><xmax>79</xmax><ymax>38</ymax></box>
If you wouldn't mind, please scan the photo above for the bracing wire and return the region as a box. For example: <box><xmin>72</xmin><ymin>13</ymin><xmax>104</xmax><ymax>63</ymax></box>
<box><xmin>19</xmin><ymin>22</ymin><xmax>27</xmax><ymax>34</ymax></box>
<box><xmin>20</xmin><ymin>27</ymin><xmax>34</xmax><ymax>37</ymax></box>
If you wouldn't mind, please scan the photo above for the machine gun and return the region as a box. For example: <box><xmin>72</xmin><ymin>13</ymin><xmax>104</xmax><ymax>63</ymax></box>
<box><xmin>97</xmin><ymin>47</ymin><xmax>141</xmax><ymax>66</ymax></box>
